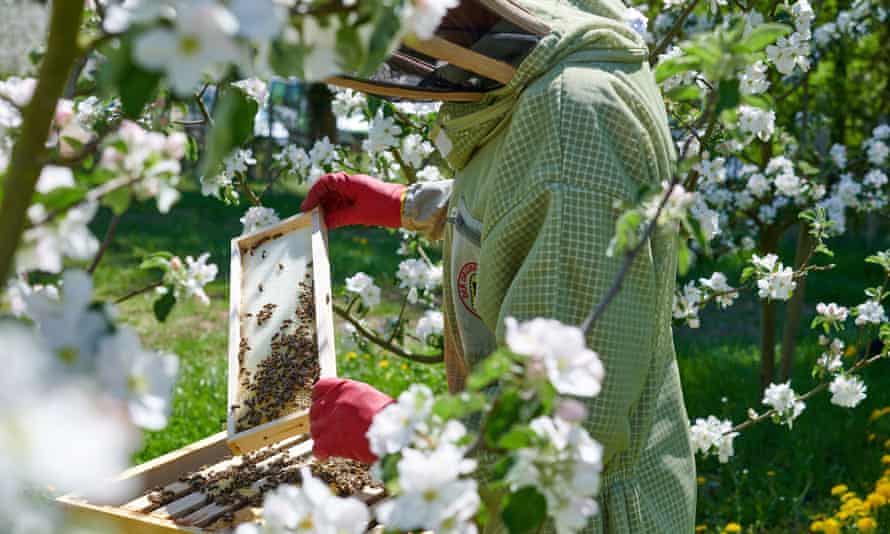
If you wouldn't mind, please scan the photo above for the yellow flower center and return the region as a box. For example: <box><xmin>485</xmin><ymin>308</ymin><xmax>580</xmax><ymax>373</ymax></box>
<box><xmin>178</xmin><ymin>35</ymin><xmax>200</xmax><ymax>56</ymax></box>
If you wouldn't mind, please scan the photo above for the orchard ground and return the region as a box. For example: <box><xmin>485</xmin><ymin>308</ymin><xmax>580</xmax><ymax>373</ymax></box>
<box><xmin>89</xmin><ymin>185</ymin><xmax>890</xmax><ymax>533</ymax></box>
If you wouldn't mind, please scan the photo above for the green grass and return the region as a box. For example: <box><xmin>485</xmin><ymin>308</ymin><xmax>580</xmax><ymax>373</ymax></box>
<box><xmin>88</xmin><ymin>190</ymin><xmax>890</xmax><ymax>532</ymax></box>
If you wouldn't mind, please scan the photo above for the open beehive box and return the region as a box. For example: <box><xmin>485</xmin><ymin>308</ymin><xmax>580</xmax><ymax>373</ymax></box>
<box><xmin>57</xmin><ymin>209</ymin><xmax>384</xmax><ymax>532</ymax></box>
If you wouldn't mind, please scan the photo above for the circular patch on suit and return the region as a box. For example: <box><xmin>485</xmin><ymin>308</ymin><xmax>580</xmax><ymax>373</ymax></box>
<box><xmin>457</xmin><ymin>262</ymin><xmax>480</xmax><ymax>318</ymax></box>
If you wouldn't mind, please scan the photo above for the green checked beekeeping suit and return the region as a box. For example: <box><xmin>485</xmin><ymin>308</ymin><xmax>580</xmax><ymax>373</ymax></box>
<box><xmin>400</xmin><ymin>1</ymin><xmax>697</xmax><ymax>532</ymax></box>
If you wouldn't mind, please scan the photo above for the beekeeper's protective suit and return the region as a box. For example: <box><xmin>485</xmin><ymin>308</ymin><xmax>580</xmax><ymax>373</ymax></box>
<box><xmin>305</xmin><ymin>1</ymin><xmax>696</xmax><ymax>532</ymax></box>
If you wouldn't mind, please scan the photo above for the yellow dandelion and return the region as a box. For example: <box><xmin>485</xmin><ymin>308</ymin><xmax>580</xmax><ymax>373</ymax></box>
<box><xmin>723</xmin><ymin>523</ymin><xmax>742</xmax><ymax>533</ymax></box>
<box><xmin>876</xmin><ymin>482</ymin><xmax>890</xmax><ymax>498</ymax></box>
<box><xmin>882</xmin><ymin>455</ymin><xmax>890</xmax><ymax>465</ymax></box>
<box><xmin>346</xmin><ymin>351</ymin><xmax>358</xmax><ymax>360</ymax></box>
<box><xmin>401</xmin><ymin>363</ymin><xmax>409</xmax><ymax>370</ymax></box>
<box><xmin>857</xmin><ymin>517</ymin><xmax>877</xmax><ymax>533</ymax></box>
<box><xmin>832</xmin><ymin>484</ymin><xmax>849</xmax><ymax>496</ymax></box>
<box><xmin>867</xmin><ymin>493</ymin><xmax>886</xmax><ymax>507</ymax></box>
<box><xmin>810</xmin><ymin>520</ymin><xmax>824</xmax><ymax>532</ymax></box>
<box><xmin>697</xmin><ymin>476</ymin><xmax>706</xmax><ymax>486</ymax></box>
<box><xmin>869</xmin><ymin>433</ymin><xmax>877</xmax><ymax>442</ymax></box>
<box><xmin>822</xmin><ymin>518</ymin><xmax>841</xmax><ymax>534</ymax></box>
<box><xmin>842</xmin><ymin>491</ymin><xmax>858</xmax><ymax>502</ymax></box>
<box><xmin>378</xmin><ymin>359</ymin><xmax>390</xmax><ymax>368</ymax></box>
<box><xmin>884</xmin><ymin>438</ymin><xmax>890</xmax><ymax>449</ymax></box>
<box><xmin>836</xmin><ymin>511</ymin><xmax>850</xmax><ymax>521</ymax></box>
<box><xmin>767</xmin><ymin>470</ymin><xmax>776</xmax><ymax>477</ymax></box>
<box><xmin>695</xmin><ymin>526</ymin><xmax>708</xmax><ymax>533</ymax></box>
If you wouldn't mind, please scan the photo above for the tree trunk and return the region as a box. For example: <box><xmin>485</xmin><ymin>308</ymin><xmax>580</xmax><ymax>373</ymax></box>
<box><xmin>779</xmin><ymin>225</ymin><xmax>815</xmax><ymax>382</ymax></box>
<box><xmin>759</xmin><ymin>228</ymin><xmax>781</xmax><ymax>391</ymax></box>
<box><xmin>306</xmin><ymin>83</ymin><xmax>337</xmax><ymax>143</ymax></box>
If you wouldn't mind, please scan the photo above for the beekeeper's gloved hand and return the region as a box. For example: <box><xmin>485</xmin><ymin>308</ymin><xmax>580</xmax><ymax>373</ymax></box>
<box><xmin>310</xmin><ymin>377</ymin><xmax>394</xmax><ymax>463</ymax></box>
<box><xmin>300</xmin><ymin>172</ymin><xmax>405</xmax><ymax>230</ymax></box>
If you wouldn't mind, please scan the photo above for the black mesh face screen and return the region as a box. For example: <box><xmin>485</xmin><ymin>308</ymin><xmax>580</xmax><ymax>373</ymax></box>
<box><xmin>335</xmin><ymin>0</ymin><xmax>542</xmax><ymax>100</ymax></box>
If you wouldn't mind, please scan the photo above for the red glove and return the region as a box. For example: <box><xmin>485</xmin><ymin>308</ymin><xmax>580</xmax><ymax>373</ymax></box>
<box><xmin>310</xmin><ymin>377</ymin><xmax>394</xmax><ymax>463</ymax></box>
<box><xmin>300</xmin><ymin>172</ymin><xmax>405</xmax><ymax>230</ymax></box>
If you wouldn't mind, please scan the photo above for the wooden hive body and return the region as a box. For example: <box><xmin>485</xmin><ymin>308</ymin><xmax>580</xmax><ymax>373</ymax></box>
<box><xmin>56</xmin><ymin>208</ymin><xmax>360</xmax><ymax>533</ymax></box>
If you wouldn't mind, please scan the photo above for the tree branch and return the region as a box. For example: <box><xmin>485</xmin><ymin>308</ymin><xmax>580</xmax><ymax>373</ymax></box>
<box><xmin>334</xmin><ymin>303</ymin><xmax>443</xmax><ymax>364</ymax></box>
<box><xmin>0</xmin><ymin>0</ymin><xmax>87</xmax><ymax>280</ymax></box>
<box><xmin>650</xmin><ymin>0</ymin><xmax>702</xmax><ymax>65</ymax></box>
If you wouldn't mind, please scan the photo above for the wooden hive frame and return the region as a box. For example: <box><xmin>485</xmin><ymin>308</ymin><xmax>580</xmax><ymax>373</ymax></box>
<box><xmin>57</xmin><ymin>432</ymin><xmax>384</xmax><ymax>533</ymax></box>
<box><xmin>226</xmin><ymin>208</ymin><xmax>337</xmax><ymax>455</ymax></box>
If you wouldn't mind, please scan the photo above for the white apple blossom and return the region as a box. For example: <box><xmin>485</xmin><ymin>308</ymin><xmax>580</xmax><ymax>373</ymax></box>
<box><xmin>367</xmin><ymin>384</ymin><xmax>435</xmax><ymax>457</ymax></box>
<box><xmin>864</xmin><ymin>169</ymin><xmax>888</xmax><ymax>188</ymax></box>
<box><xmin>161</xmin><ymin>253</ymin><xmax>218</xmax><ymax>305</ymax></box>
<box><xmin>828</xmin><ymin>375</ymin><xmax>867</xmax><ymax>408</ymax></box>
<box><xmin>240</xmin><ymin>206</ymin><xmax>280</xmax><ymax>234</ymax></box>
<box><xmin>295</xmin><ymin>17</ymin><xmax>342</xmax><ymax>82</ymax></box>
<box><xmin>766</xmin><ymin>32</ymin><xmax>811</xmax><ymax>75</ymax></box>
<box><xmin>402</xmin><ymin>0</ymin><xmax>460</xmax><ymax>40</ymax></box>
<box><xmin>4</xmin><ymin>277</ymin><xmax>58</xmax><ymax>319</ymax></box>
<box><xmin>230</xmin><ymin>0</ymin><xmax>286</xmax><ymax>41</ymax></box>
<box><xmin>830</xmin><ymin>144</ymin><xmax>847</xmax><ymax>168</ymax></box>
<box><xmin>363</xmin><ymin>111</ymin><xmax>402</xmax><ymax>154</ymax></box>
<box><xmin>416</xmin><ymin>310</ymin><xmax>444</xmax><ymax>343</ymax></box>
<box><xmin>309</xmin><ymin>136</ymin><xmax>337</xmax><ymax>166</ymax></box>
<box><xmin>97</xmin><ymin>326</ymin><xmax>179</xmax><ymax>430</ymax></box>
<box><xmin>746</xmin><ymin>172</ymin><xmax>771</xmax><ymax>197</ymax></box>
<box><xmin>791</xmin><ymin>0</ymin><xmax>815</xmax><ymax>32</ymax></box>
<box><xmin>624</xmin><ymin>7</ymin><xmax>650</xmax><ymax>40</ymax></box>
<box><xmin>505</xmin><ymin>317</ymin><xmax>605</xmax><ymax>397</ymax></box>
<box><xmin>24</xmin><ymin>270</ymin><xmax>109</xmax><ymax>368</ymax></box>
<box><xmin>738</xmin><ymin>105</ymin><xmax>776</xmax><ymax>141</ymax></box>
<box><xmin>232</xmin><ymin>78</ymin><xmax>269</xmax><ymax>103</ymax></box>
<box><xmin>133</xmin><ymin>0</ymin><xmax>241</xmax><ymax>95</ymax></box>
<box><xmin>17</xmin><ymin>201</ymin><xmax>100</xmax><ymax>274</ymax></box>
<box><xmin>344</xmin><ymin>272</ymin><xmax>382</xmax><ymax>308</ymax></box>
<box><xmin>0</xmin><ymin>76</ymin><xmax>35</xmax><ymax>107</ymax></box>
<box><xmin>673</xmin><ymin>281</ymin><xmax>702</xmax><ymax>328</ymax></box>
<box><xmin>867</xmin><ymin>140</ymin><xmax>889</xmax><ymax>166</ymax></box>
<box><xmin>699</xmin><ymin>272</ymin><xmax>737</xmax><ymax>308</ymax></box>
<box><xmin>376</xmin><ymin>443</ymin><xmax>478</xmax><ymax>533</ymax></box>
<box><xmin>332</xmin><ymin>88</ymin><xmax>366</xmax><ymax>118</ymax></box>
<box><xmin>774</xmin><ymin>172</ymin><xmax>805</xmax><ymax>198</ymax></box>
<box><xmin>756</xmin><ymin>265</ymin><xmax>796</xmax><ymax>300</ymax></box>
<box><xmin>854</xmin><ymin>299</ymin><xmax>886</xmax><ymax>326</ymax></box>
<box><xmin>275</xmin><ymin>144</ymin><xmax>312</xmax><ymax>177</ymax></box>
<box><xmin>397</xmin><ymin>259</ymin><xmax>442</xmax><ymax>299</ymax></box>
<box><xmin>762</xmin><ymin>381</ymin><xmax>806</xmax><ymax>427</ymax></box>
<box><xmin>255</xmin><ymin>468</ymin><xmax>370</xmax><ymax>534</ymax></box>
<box><xmin>35</xmin><ymin>165</ymin><xmax>74</xmax><ymax>194</ymax></box>
<box><xmin>816</xmin><ymin>302</ymin><xmax>849</xmax><ymax>324</ymax></box>
<box><xmin>873</xmin><ymin>124</ymin><xmax>890</xmax><ymax>140</ymax></box>
<box><xmin>813</xmin><ymin>22</ymin><xmax>839</xmax><ymax>45</ymax></box>
<box><xmin>689</xmin><ymin>415</ymin><xmax>738</xmax><ymax>463</ymax></box>
<box><xmin>505</xmin><ymin>416</ymin><xmax>604</xmax><ymax>534</ymax></box>
<box><xmin>417</xmin><ymin>165</ymin><xmax>445</xmax><ymax>182</ymax></box>
<box><xmin>402</xmin><ymin>133</ymin><xmax>435</xmax><ymax>168</ymax></box>
<box><xmin>739</xmin><ymin>60</ymin><xmax>770</xmax><ymax>95</ymax></box>
<box><xmin>816</xmin><ymin>337</ymin><xmax>844</xmax><ymax>375</ymax></box>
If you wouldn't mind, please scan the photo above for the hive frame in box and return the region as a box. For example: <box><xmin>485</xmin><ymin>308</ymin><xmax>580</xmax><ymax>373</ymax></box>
<box><xmin>226</xmin><ymin>208</ymin><xmax>337</xmax><ymax>455</ymax></box>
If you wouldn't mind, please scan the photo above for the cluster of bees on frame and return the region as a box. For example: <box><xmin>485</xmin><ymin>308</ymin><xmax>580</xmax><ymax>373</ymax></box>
<box><xmin>233</xmin><ymin>237</ymin><xmax>322</xmax><ymax>433</ymax></box>
<box><xmin>141</xmin><ymin>437</ymin><xmax>375</xmax><ymax>531</ymax></box>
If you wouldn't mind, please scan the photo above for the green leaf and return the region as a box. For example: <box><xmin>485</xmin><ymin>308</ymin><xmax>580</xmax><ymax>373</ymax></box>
<box><xmin>734</xmin><ymin>23</ymin><xmax>792</xmax><ymax>53</ymax></box>
<box><xmin>654</xmin><ymin>56</ymin><xmax>700</xmax><ymax>84</ymax></box>
<box><xmin>502</xmin><ymin>486</ymin><xmax>547</xmax><ymax>534</ymax></box>
<box><xmin>98</xmin><ymin>35</ymin><xmax>162</xmax><ymax>119</ymax></box>
<box><xmin>433</xmin><ymin>392</ymin><xmax>487</xmax><ymax>420</ymax></box>
<box><xmin>199</xmin><ymin>86</ymin><xmax>258</xmax><ymax>177</ymax></box>
<box><xmin>139</xmin><ymin>251</ymin><xmax>174</xmax><ymax>271</ymax></box>
<box><xmin>101</xmin><ymin>186</ymin><xmax>131</xmax><ymax>215</ymax></box>
<box><xmin>484</xmin><ymin>390</ymin><xmax>523</xmax><ymax>448</ymax></box>
<box><xmin>153</xmin><ymin>290</ymin><xmax>176</xmax><ymax>323</ymax></box>
<box><xmin>716</xmin><ymin>79</ymin><xmax>741</xmax><ymax>115</ymax></box>
<box><xmin>357</xmin><ymin>5</ymin><xmax>402</xmax><ymax>76</ymax></box>
<box><xmin>39</xmin><ymin>186</ymin><xmax>86</xmax><ymax>212</ymax></box>
<box><xmin>677</xmin><ymin>240</ymin><xmax>692</xmax><ymax>276</ymax></box>
<box><xmin>496</xmin><ymin>426</ymin><xmax>536</xmax><ymax>450</ymax></box>
<box><xmin>467</xmin><ymin>350</ymin><xmax>514</xmax><ymax>392</ymax></box>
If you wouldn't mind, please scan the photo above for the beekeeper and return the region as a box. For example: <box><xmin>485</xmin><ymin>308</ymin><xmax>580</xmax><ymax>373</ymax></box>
<box><xmin>301</xmin><ymin>0</ymin><xmax>696</xmax><ymax>531</ymax></box>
